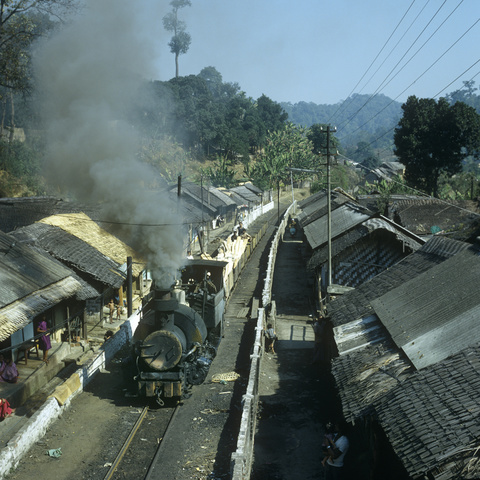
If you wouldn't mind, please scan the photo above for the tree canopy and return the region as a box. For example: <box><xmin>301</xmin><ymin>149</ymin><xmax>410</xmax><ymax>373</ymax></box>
<box><xmin>394</xmin><ymin>95</ymin><xmax>480</xmax><ymax>197</ymax></box>
<box><xmin>140</xmin><ymin>68</ymin><xmax>289</xmax><ymax>164</ymax></box>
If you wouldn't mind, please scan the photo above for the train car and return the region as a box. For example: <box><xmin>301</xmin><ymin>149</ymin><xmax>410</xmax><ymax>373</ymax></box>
<box><xmin>134</xmin><ymin>260</ymin><xmax>227</xmax><ymax>405</ymax></box>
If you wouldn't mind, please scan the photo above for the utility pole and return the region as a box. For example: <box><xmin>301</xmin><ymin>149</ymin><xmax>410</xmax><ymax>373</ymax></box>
<box><xmin>326</xmin><ymin>125</ymin><xmax>337</xmax><ymax>298</ymax></box>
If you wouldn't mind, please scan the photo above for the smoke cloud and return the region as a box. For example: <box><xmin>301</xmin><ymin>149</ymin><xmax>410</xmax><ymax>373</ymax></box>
<box><xmin>34</xmin><ymin>0</ymin><xmax>186</xmax><ymax>287</ymax></box>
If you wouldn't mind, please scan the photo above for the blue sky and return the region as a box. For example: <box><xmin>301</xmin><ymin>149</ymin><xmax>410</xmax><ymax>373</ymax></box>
<box><xmin>150</xmin><ymin>0</ymin><xmax>479</xmax><ymax>105</ymax></box>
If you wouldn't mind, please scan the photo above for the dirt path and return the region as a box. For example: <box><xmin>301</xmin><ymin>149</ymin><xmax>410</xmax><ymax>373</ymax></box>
<box><xmin>251</xmin><ymin>229</ymin><xmax>343</xmax><ymax>480</ymax></box>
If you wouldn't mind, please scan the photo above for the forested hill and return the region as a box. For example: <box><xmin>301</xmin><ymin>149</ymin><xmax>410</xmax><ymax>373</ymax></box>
<box><xmin>281</xmin><ymin>93</ymin><xmax>402</xmax><ymax>149</ymax></box>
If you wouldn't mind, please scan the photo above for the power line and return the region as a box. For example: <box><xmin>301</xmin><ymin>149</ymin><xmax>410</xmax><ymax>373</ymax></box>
<box><xmin>336</xmin><ymin>0</ymin><xmax>455</xmax><ymax>133</ymax></box>
<box><xmin>354</xmin><ymin>0</ymin><xmax>432</xmax><ymax>97</ymax></box>
<box><xmin>433</xmin><ymin>62</ymin><xmax>480</xmax><ymax>98</ymax></box>
<box><xmin>327</xmin><ymin>0</ymin><xmax>418</xmax><ymax>124</ymax></box>
<box><xmin>338</xmin><ymin>19</ymin><xmax>480</xmax><ymax>142</ymax></box>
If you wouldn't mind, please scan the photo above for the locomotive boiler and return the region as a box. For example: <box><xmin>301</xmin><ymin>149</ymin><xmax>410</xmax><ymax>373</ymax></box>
<box><xmin>134</xmin><ymin>261</ymin><xmax>226</xmax><ymax>405</ymax></box>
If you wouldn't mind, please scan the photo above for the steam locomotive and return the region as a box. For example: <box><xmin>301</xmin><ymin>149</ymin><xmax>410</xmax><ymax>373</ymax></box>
<box><xmin>134</xmin><ymin>260</ymin><xmax>227</xmax><ymax>405</ymax></box>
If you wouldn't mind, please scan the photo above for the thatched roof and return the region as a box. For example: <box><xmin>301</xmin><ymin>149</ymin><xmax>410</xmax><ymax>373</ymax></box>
<box><xmin>39</xmin><ymin>213</ymin><xmax>145</xmax><ymax>277</ymax></box>
<box><xmin>0</xmin><ymin>277</ymin><xmax>81</xmax><ymax>342</ymax></box>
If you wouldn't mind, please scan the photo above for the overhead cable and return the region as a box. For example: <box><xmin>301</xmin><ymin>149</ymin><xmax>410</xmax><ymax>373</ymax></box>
<box><xmin>327</xmin><ymin>0</ymin><xmax>418</xmax><ymax>124</ymax></box>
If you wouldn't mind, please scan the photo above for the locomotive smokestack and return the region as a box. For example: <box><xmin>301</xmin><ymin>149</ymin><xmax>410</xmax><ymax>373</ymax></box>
<box><xmin>153</xmin><ymin>286</ymin><xmax>178</xmax><ymax>329</ymax></box>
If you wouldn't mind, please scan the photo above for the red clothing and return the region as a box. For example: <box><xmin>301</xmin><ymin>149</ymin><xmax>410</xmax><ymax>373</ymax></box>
<box><xmin>0</xmin><ymin>399</ymin><xmax>13</xmax><ymax>420</ymax></box>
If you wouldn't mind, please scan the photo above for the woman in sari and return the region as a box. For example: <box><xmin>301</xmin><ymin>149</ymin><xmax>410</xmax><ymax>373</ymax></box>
<box><xmin>37</xmin><ymin>317</ymin><xmax>52</xmax><ymax>364</ymax></box>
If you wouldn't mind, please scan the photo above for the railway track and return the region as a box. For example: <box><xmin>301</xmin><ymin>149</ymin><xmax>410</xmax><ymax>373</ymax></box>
<box><xmin>103</xmin><ymin>404</ymin><xmax>179</xmax><ymax>480</ymax></box>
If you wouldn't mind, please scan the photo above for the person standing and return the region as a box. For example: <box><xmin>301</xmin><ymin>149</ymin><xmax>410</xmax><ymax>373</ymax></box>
<box><xmin>324</xmin><ymin>421</ymin><xmax>350</xmax><ymax>479</ymax></box>
<box><xmin>312</xmin><ymin>314</ymin><xmax>327</xmax><ymax>364</ymax></box>
<box><xmin>37</xmin><ymin>316</ymin><xmax>52</xmax><ymax>364</ymax></box>
<box><xmin>264</xmin><ymin>323</ymin><xmax>277</xmax><ymax>354</ymax></box>
<box><xmin>108</xmin><ymin>299</ymin><xmax>115</xmax><ymax>324</ymax></box>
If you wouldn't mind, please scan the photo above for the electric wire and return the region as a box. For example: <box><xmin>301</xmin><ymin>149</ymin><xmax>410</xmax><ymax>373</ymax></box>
<box><xmin>336</xmin><ymin>0</ymin><xmax>454</xmax><ymax>132</ymax></box>
<box><xmin>338</xmin><ymin>20</ymin><xmax>480</xmax><ymax>142</ymax></box>
<box><xmin>432</xmin><ymin>64</ymin><xmax>480</xmax><ymax>98</ymax></box>
<box><xmin>327</xmin><ymin>0</ymin><xmax>418</xmax><ymax>124</ymax></box>
<box><xmin>354</xmin><ymin>0</ymin><xmax>432</xmax><ymax>98</ymax></box>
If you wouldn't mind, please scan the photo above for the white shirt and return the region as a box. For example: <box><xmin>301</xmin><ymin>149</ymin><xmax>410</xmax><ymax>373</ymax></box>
<box><xmin>327</xmin><ymin>435</ymin><xmax>349</xmax><ymax>467</ymax></box>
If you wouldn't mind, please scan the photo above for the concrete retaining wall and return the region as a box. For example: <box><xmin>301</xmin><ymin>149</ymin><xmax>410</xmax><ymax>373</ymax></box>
<box><xmin>231</xmin><ymin>201</ymin><xmax>296</xmax><ymax>480</ymax></box>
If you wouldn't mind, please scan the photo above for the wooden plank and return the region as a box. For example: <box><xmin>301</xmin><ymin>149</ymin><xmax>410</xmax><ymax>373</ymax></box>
<box><xmin>237</xmin><ymin>307</ymin><xmax>250</xmax><ymax>318</ymax></box>
<box><xmin>251</xmin><ymin>297</ymin><xmax>259</xmax><ymax>320</ymax></box>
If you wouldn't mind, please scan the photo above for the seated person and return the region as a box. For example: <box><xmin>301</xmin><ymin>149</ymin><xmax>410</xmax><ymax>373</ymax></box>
<box><xmin>0</xmin><ymin>398</ymin><xmax>15</xmax><ymax>420</ymax></box>
<box><xmin>0</xmin><ymin>358</ymin><xmax>19</xmax><ymax>384</ymax></box>
<box><xmin>104</xmin><ymin>330</ymin><xmax>114</xmax><ymax>342</ymax></box>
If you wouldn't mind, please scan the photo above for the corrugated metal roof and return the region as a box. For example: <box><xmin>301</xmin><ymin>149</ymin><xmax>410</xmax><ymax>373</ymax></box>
<box><xmin>242</xmin><ymin>182</ymin><xmax>263</xmax><ymax>195</ymax></box>
<box><xmin>371</xmin><ymin>248</ymin><xmax>480</xmax><ymax>370</ymax></box>
<box><xmin>303</xmin><ymin>202</ymin><xmax>372</xmax><ymax>250</ymax></box>
<box><xmin>229</xmin><ymin>185</ymin><xmax>261</xmax><ymax>203</ymax></box>
<box><xmin>179</xmin><ymin>182</ymin><xmax>223</xmax><ymax>211</ymax></box>
<box><xmin>297</xmin><ymin>189</ymin><xmax>326</xmax><ymax>209</ymax></box>
<box><xmin>39</xmin><ymin>213</ymin><xmax>145</xmax><ymax>277</ymax></box>
<box><xmin>327</xmin><ymin>236</ymin><xmax>473</xmax><ymax>329</ymax></box>
<box><xmin>226</xmin><ymin>190</ymin><xmax>249</xmax><ymax>207</ymax></box>
<box><xmin>297</xmin><ymin>191</ymin><xmax>351</xmax><ymax>228</ymax></box>
<box><xmin>207</xmin><ymin>187</ymin><xmax>237</xmax><ymax>207</ymax></box>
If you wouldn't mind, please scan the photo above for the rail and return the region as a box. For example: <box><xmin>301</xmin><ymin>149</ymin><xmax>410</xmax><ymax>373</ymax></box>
<box><xmin>231</xmin><ymin>201</ymin><xmax>296</xmax><ymax>480</ymax></box>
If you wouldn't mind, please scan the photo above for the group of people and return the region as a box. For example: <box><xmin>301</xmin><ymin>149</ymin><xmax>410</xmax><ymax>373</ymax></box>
<box><xmin>108</xmin><ymin>299</ymin><xmax>122</xmax><ymax>324</ymax></box>
<box><xmin>232</xmin><ymin>222</ymin><xmax>249</xmax><ymax>241</ymax></box>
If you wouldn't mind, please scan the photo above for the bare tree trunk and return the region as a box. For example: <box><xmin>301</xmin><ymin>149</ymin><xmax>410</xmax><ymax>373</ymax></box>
<box><xmin>175</xmin><ymin>52</ymin><xmax>179</xmax><ymax>78</ymax></box>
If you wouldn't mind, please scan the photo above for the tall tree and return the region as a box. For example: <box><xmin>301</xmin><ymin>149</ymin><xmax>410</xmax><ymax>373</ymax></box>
<box><xmin>0</xmin><ymin>1</ymin><xmax>73</xmax><ymax>140</ymax></box>
<box><xmin>394</xmin><ymin>96</ymin><xmax>480</xmax><ymax>197</ymax></box>
<box><xmin>162</xmin><ymin>0</ymin><xmax>191</xmax><ymax>79</ymax></box>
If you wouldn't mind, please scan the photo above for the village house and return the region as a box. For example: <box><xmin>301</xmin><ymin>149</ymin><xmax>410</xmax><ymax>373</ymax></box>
<box><xmin>297</xmin><ymin>189</ymin><xmax>424</xmax><ymax>307</ymax></box>
<box><xmin>326</xmin><ymin>236</ymin><xmax>480</xmax><ymax>479</ymax></box>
